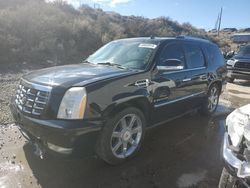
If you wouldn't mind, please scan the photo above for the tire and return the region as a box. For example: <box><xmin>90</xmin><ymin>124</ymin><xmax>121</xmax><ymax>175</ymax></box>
<box><xmin>201</xmin><ymin>83</ymin><xmax>220</xmax><ymax>115</ymax></box>
<box><xmin>96</xmin><ymin>107</ymin><xmax>146</xmax><ymax>165</ymax></box>
<box><xmin>227</xmin><ymin>77</ymin><xmax>235</xmax><ymax>83</ymax></box>
<box><xmin>219</xmin><ymin>168</ymin><xmax>237</xmax><ymax>188</ymax></box>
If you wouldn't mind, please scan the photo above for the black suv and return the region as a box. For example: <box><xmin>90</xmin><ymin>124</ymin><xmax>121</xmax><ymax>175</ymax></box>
<box><xmin>227</xmin><ymin>44</ymin><xmax>250</xmax><ymax>82</ymax></box>
<box><xmin>10</xmin><ymin>36</ymin><xmax>226</xmax><ymax>164</ymax></box>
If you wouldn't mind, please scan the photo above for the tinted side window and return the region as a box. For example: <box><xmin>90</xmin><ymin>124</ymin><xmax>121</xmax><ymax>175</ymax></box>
<box><xmin>183</xmin><ymin>43</ymin><xmax>205</xmax><ymax>68</ymax></box>
<box><xmin>206</xmin><ymin>45</ymin><xmax>225</xmax><ymax>66</ymax></box>
<box><xmin>158</xmin><ymin>43</ymin><xmax>185</xmax><ymax>67</ymax></box>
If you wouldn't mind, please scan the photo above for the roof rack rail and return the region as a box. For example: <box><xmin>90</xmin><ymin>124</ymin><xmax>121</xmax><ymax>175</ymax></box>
<box><xmin>175</xmin><ymin>36</ymin><xmax>211</xmax><ymax>43</ymax></box>
<box><xmin>150</xmin><ymin>35</ymin><xmax>155</xmax><ymax>39</ymax></box>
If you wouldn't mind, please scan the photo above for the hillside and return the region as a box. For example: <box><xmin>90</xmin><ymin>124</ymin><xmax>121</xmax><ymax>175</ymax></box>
<box><xmin>0</xmin><ymin>0</ymin><xmax>229</xmax><ymax>70</ymax></box>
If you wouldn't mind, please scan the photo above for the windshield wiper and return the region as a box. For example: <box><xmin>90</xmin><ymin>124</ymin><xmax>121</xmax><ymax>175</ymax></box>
<box><xmin>97</xmin><ymin>62</ymin><xmax>127</xmax><ymax>70</ymax></box>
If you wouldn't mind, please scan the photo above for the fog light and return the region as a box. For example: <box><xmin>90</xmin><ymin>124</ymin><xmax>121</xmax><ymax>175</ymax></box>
<box><xmin>47</xmin><ymin>142</ymin><xmax>73</xmax><ymax>154</ymax></box>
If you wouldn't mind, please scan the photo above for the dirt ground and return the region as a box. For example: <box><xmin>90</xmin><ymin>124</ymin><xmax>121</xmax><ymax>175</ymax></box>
<box><xmin>0</xmin><ymin>72</ymin><xmax>250</xmax><ymax>188</ymax></box>
<box><xmin>0</xmin><ymin>70</ymin><xmax>29</xmax><ymax>125</ymax></box>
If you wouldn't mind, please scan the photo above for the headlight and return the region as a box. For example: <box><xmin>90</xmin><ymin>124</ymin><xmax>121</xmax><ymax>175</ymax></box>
<box><xmin>226</xmin><ymin>59</ymin><xmax>236</xmax><ymax>66</ymax></box>
<box><xmin>226</xmin><ymin>109</ymin><xmax>250</xmax><ymax>147</ymax></box>
<box><xmin>57</xmin><ymin>87</ymin><xmax>87</xmax><ymax>119</ymax></box>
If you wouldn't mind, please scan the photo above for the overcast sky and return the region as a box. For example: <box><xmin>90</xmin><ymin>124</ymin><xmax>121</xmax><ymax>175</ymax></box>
<box><xmin>47</xmin><ymin>0</ymin><xmax>250</xmax><ymax>30</ymax></box>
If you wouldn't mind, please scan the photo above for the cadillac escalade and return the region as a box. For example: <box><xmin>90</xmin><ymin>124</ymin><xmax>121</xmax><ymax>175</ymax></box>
<box><xmin>10</xmin><ymin>36</ymin><xmax>226</xmax><ymax>164</ymax></box>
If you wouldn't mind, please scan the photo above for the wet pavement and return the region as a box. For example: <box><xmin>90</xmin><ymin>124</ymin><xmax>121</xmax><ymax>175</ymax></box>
<box><xmin>0</xmin><ymin>81</ymin><xmax>250</xmax><ymax>188</ymax></box>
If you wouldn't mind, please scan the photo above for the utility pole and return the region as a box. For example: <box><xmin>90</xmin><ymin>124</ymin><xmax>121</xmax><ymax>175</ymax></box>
<box><xmin>217</xmin><ymin>7</ymin><xmax>223</xmax><ymax>36</ymax></box>
<box><xmin>94</xmin><ymin>3</ymin><xmax>100</xmax><ymax>9</ymax></box>
<box><xmin>214</xmin><ymin>13</ymin><xmax>219</xmax><ymax>31</ymax></box>
<box><xmin>78</xmin><ymin>0</ymin><xmax>83</xmax><ymax>7</ymax></box>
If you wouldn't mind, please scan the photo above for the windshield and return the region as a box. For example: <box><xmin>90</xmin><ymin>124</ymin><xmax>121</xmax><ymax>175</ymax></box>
<box><xmin>86</xmin><ymin>40</ymin><xmax>157</xmax><ymax>70</ymax></box>
<box><xmin>238</xmin><ymin>45</ymin><xmax>250</xmax><ymax>55</ymax></box>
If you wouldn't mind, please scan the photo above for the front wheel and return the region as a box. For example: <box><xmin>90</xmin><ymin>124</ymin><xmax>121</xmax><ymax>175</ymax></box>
<box><xmin>201</xmin><ymin>84</ymin><xmax>220</xmax><ymax>115</ymax></box>
<box><xmin>96</xmin><ymin>107</ymin><xmax>146</xmax><ymax>165</ymax></box>
<box><xmin>219</xmin><ymin>168</ymin><xmax>238</xmax><ymax>188</ymax></box>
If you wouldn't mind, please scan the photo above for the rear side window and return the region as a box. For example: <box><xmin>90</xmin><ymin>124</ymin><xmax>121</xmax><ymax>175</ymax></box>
<box><xmin>183</xmin><ymin>43</ymin><xmax>205</xmax><ymax>68</ymax></box>
<box><xmin>158</xmin><ymin>43</ymin><xmax>185</xmax><ymax>67</ymax></box>
<box><xmin>206</xmin><ymin>45</ymin><xmax>225</xmax><ymax>66</ymax></box>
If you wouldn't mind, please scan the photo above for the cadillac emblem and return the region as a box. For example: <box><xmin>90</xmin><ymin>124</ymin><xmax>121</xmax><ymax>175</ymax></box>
<box><xmin>21</xmin><ymin>96</ymin><xmax>27</xmax><ymax>105</ymax></box>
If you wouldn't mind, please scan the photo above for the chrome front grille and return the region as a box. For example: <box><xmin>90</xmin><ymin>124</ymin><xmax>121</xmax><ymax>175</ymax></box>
<box><xmin>235</xmin><ymin>62</ymin><xmax>250</xmax><ymax>69</ymax></box>
<box><xmin>15</xmin><ymin>83</ymin><xmax>50</xmax><ymax>116</ymax></box>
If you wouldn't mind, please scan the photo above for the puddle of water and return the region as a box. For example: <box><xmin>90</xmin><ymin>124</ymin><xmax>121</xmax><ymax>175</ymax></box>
<box><xmin>177</xmin><ymin>170</ymin><xmax>207</xmax><ymax>188</ymax></box>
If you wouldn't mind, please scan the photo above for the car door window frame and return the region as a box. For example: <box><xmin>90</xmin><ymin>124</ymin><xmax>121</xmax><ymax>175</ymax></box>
<box><xmin>183</xmin><ymin>41</ymin><xmax>207</xmax><ymax>70</ymax></box>
<box><xmin>157</xmin><ymin>42</ymin><xmax>187</xmax><ymax>72</ymax></box>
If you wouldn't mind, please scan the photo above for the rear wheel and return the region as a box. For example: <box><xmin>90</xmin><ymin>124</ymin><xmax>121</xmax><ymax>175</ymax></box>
<box><xmin>219</xmin><ymin>168</ymin><xmax>238</xmax><ymax>188</ymax></box>
<box><xmin>201</xmin><ymin>83</ymin><xmax>220</xmax><ymax>115</ymax></box>
<box><xmin>96</xmin><ymin>107</ymin><xmax>146</xmax><ymax>165</ymax></box>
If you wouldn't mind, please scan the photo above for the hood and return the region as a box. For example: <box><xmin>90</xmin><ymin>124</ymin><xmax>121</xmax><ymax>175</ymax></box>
<box><xmin>225</xmin><ymin>104</ymin><xmax>250</xmax><ymax>148</ymax></box>
<box><xmin>238</xmin><ymin>104</ymin><xmax>250</xmax><ymax>116</ymax></box>
<box><xmin>23</xmin><ymin>63</ymin><xmax>131</xmax><ymax>87</ymax></box>
<box><xmin>234</xmin><ymin>54</ymin><xmax>250</xmax><ymax>60</ymax></box>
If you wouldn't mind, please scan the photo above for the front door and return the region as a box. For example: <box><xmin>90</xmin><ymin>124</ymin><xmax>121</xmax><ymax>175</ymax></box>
<box><xmin>151</xmin><ymin>42</ymin><xmax>192</xmax><ymax>124</ymax></box>
<box><xmin>151</xmin><ymin>40</ymin><xmax>208</xmax><ymax>124</ymax></box>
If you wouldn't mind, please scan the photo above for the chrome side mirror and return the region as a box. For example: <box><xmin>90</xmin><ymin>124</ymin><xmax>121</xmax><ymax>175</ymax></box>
<box><xmin>157</xmin><ymin>65</ymin><xmax>184</xmax><ymax>71</ymax></box>
<box><xmin>157</xmin><ymin>59</ymin><xmax>184</xmax><ymax>71</ymax></box>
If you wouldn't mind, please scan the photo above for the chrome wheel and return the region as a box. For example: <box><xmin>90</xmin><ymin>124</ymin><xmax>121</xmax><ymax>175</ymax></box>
<box><xmin>208</xmin><ymin>86</ymin><xmax>219</xmax><ymax>112</ymax></box>
<box><xmin>110</xmin><ymin>114</ymin><xmax>142</xmax><ymax>159</ymax></box>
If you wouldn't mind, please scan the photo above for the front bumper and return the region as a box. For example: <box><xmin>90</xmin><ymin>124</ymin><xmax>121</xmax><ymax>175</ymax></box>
<box><xmin>223</xmin><ymin>133</ymin><xmax>250</xmax><ymax>187</ymax></box>
<box><xmin>227</xmin><ymin>68</ymin><xmax>250</xmax><ymax>80</ymax></box>
<box><xmin>10</xmin><ymin>101</ymin><xmax>103</xmax><ymax>157</ymax></box>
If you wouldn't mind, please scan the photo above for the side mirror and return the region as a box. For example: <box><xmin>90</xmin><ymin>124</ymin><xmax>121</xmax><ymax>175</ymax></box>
<box><xmin>157</xmin><ymin>59</ymin><xmax>184</xmax><ymax>71</ymax></box>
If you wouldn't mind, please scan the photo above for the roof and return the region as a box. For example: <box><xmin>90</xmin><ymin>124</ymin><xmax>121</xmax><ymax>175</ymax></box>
<box><xmin>116</xmin><ymin>36</ymin><xmax>213</xmax><ymax>45</ymax></box>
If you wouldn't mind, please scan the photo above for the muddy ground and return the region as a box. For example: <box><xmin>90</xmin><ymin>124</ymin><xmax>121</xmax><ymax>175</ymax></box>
<box><xmin>0</xmin><ymin>71</ymin><xmax>250</xmax><ymax>188</ymax></box>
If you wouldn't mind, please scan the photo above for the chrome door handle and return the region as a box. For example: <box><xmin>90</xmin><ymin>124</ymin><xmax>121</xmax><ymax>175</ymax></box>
<box><xmin>182</xmin><ymin>78</ymin><xmax>191</xmax><ymax>82</ymax></box>
<box><xmin>201</xmin><ymin>75</ymin><xmax>207</xmax><ymax>80</ymax></box>
<box><xmin>134</xmin><ymin>79</ymin><xmax>150</xmax><ymax>87</ymax></box>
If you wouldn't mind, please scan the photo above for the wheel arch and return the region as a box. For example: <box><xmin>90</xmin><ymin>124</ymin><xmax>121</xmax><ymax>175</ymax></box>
<box><xmin>103</xmin><ymin>97</ymin><xmax>151</xmax><ymax>125</ymax></box>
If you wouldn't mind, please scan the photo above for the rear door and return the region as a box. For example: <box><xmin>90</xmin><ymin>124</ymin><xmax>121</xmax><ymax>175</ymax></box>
<box><xmin>182</xmin><ymin>41</ymin><xmax>208</xmax><ymax>108</ymax></box>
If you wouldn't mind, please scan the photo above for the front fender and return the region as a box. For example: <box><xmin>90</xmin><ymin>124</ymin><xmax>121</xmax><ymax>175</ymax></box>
<box><xmin>102</xmin><ymin>95</ymin><xmax>152</xmax><ymax>121</ymax></box>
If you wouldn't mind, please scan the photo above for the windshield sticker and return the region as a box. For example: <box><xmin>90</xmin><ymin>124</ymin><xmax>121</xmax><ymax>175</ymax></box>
<box><xmin>139</xmin><ymin>43</ymin><xmax>157</xmax><ymax>49</ymax></box>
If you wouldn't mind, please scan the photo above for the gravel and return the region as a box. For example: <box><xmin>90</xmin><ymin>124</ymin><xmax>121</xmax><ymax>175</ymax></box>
<box><xmin>0</xmin><ymin>70</ymin><xmax>26</xmax><ymax>124</ymax></box>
